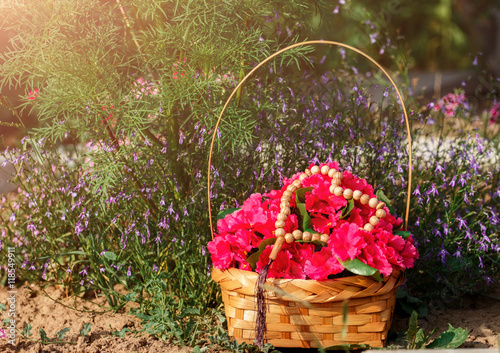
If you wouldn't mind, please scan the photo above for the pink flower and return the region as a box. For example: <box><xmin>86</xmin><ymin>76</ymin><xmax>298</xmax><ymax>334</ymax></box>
<box><xmin>304</xmin><ymin>246</ymin><xmax>344</xmax><ymax>280</ymax></box>
<box><xmin>329</xmin><ymin>223</ymin><xmax>365</xmax><ymax>261</ymax></box>
<box><xmin>256</xmin><ymin>246</ymin><xmax>305</xmax><ymax>279</ymax></box>
<box><xmin>27</xmin><ymin>89</ymin><xmax>39</xmax><ymax>100</ymax></box>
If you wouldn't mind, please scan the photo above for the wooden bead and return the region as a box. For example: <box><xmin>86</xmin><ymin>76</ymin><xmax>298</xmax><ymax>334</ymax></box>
<box><xmin>305</xmin><ymin>168</ymin><xmax>312</xmax><ymax>176</ymax></box>
<box><xmin>312</xmin><ymin>233</ymin><xmax>321</xmax><ymax>242</ymax></box>
<box><xmin>334</xmin><ymin>171</ymin><xmax>343</xmax><ymax>180</ymax></box>
<box><xmin>292</xmin><ymin>180</ymin><xmax>302</xmax><ymax>188</ymax></box>
<box><xmin>360</xmin><ymin>194</ymin><xmax>370</xmax><ymax>205</ymax></box>
<box><xmin>302</xmin><ymin>231</ymin><xmax>312</xmax><ymax>241</ymax></box>
<box><xmin>369</xmin><ymin>216</ymin><xmax>380</xmax><ymax>226</ymax></box>
<box><xmin>343</xmin><ymin>188</ymin><xmax>353</xmax><ymax>200</ymax></box>
<box><xmin>376</xmin><ymin>202</ymin><xmax>386</xmax><ymax>210</ymax></box>
<box><xmin>275</xmin><ymin>228</ymin><xmax>286</xmax><ymax>237</ymax></box>
<box><xmin>329</xmin><ymin>185</ymin><xmax>336</xmax><ymax>194</ymax></box>
<box><xmin>281</xmin><ymin>207</ymin><xmax>290</xmax><ymax>216</ymax></box>
<box><xmin>368</xmin><ymin>198</ymin><xmax>379</xmax><ymax>208</ymax></box>
<box><xmin>353</xmin><ymin>190</ymin><xmax>363</xmax><ymax>200</ymax></box>
<box><xmin>334</xmin><ymin>186</ymin><xmax>344</xmax><ymax>197</ymax></box>
<box><xmin>285</xmin><ymin>233</ymin><xmax>295</xmax><ymax>244</ymax></box>
<box><xmin>328</xmin><ymin>168</ymin><xmax>337</xmax><ymax>178</ymax></box>
<box><xmin>283</xmin><ymin>190</ymin><xmax>293</xmax><ymax>198</ymax></box>
<box><xmin>280</xmin><ymin>196</ymin><xmax>290</xmax><ymax>204</ymax></box>
<box><xmin>280</xmin><ymin>201</ymin><xmax>290</xmax><ymax>209</ymax></box>
<box><xmin>299</xmin><ymin>173</ymin><xmax>308</xmax><ymax>181</ymax></box>
<box><xmin>363</xmin><ymin>223</ymin><xmax>374</xmax><ymax>231</ymax></box>
<box><xmin>320</xmin><ymin>165</ymin><xmax>330</xmax><ymax>175</ymax></box>
<box><xmin>277</xmin><ymin>213</ymin><xmax>288</xmax><ymax>221</ymax></box>
<box><xmin>275</xmin><ymin>220</ymin><xmax>286</xmax><ymax>228</ymax></box>
<box><xmin>287</xmin><ymin>185</ymin><xmax>297</xmax><ymax>193</ymax></box>
<box><xmin>292</xmin><ymin>229</ymin><xmax>303</xmax><ymax>240</ymax></box>
<box><xmin>320</xmin><ymin>233</ymin><xmax>330</xmax><ymax>242</ymax></box>
<box><xmin>331</xmin><ymin>178</ymin><xmax>341</xmax><ymax>187</ymax></box>
<box><xmin>310</xmin><ymin>165</ymin><xmax>320</xmax><ymax>174</ymax></box>
<box><xmin>376</xmin><ymin>209</ymin><xmax>387</xmax><ymax>218</ymax></box>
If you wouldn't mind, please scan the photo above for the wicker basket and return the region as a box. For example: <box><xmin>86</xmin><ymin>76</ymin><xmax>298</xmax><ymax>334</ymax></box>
<box><xmin>207</xmin><ymin>40</ymin><xmax>413</xmax><ymax>348</ymax></box>
<box><xmin>212</xmin><ymin>268</ymin><xmax>406</xmax><ymax>348</ymax></box>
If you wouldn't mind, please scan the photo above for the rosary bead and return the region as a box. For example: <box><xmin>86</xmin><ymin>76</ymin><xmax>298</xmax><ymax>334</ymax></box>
<box><xmin>360</xmin><ymin>194</ymin><xmax>370</xmax><ymax>205</ymax></box>
<box><xmin>329</xmin><ymin>185</ymin><xmax>336</xmax><ymax>194</ymax></box>
<box><xmin>310</xmin><ymin>165</ymin><xmax>320</xmax><ymax>174</ymax></box>
<box><xmin>320</xmin><ymin>233</ymin><xmax>330</xmax><ymax>242</ymax></box>
<box><xmin>275</xmin><ymin>220</ymin><xmax>286</xmax><ymax>228</ymax></box>
<box><xmin>283</xmin><ymin>190</ymin><xmax>293</xmax><ymax>198</ymax></box>
<box><xmin>280</xmin><ymin>201</ymin><xmax>290</xmax><ymax>209</ymax></box>
<box><xmin>285</xmin><ymin>233</ymin><xmax>295</xmax><ymax>244</ymax></box>
<box><xmin>292</xmin><ymin>180</ymin><xmax>302</xmax><ymax>188</ymax></box>
<box><xmin>334</xmin><ymin>186</ymin><xmax>344</xmax><ymax>197</ymax></box>
<box><xmin>368</xmin><ymin>198</ymin><xmax>379</xmax><ymax>208</ymax></box>
<box><xmin>305</xmin><ymin>168</ymin><xmax>312</xmax><ymax>176</ymax></box>
<box><xmin>312</xmin><ymin>233</ymin><xmax>321</xmax><ymax>242</ymax></box>
<box><xmin>376</xmin><ymin>209</ymin><xmax>387</xmax><ymax>218</ymax></box>
<box><xmin>363</xmin><ymin>223</ymin><xmax>374</xmax><ymax>231</ymax></box>
<box><xmin>292</xmin><ymin>229</ymin><xmax>303</xmax><ymax>240</ymax></box>
<box><xmin>275</xmin><ymin>228</ymin><xmax>286</xmax><ymax>237</ymax></box>
<box><xmin>286</xmin><ymin>184</ymin><xmax>297</xmax><ymax>193</ymax></box>
<box><xmin>353</xmin><ymin>190</ymin><xmax>363</xmax><ymax>200</ymax></box>
<box><xmin>299</xmin><ymin>173</ymin><xmax>308</xmax><ymax>181</ymax></box>
<box><xmin>369</xmin><ymin>216</ymin><xmax>380</xmax><ymax>226</ymax></box>
<box><xmin>328</xmin><ymin>168</ymin><xmax>337</xmax><ymax>178</ymax></box>
<box><xmin>376</xmin><ymin>202</ymin><xmax>386</xmax><ymax>210</ymax></box>
<box><xmin>281</xmin><ymin>207</ymin><xmax>291</xmax><ymax>216</ymax></box>
<box><xmin>321</xmin><ymin>165</ymin><xmax>330</xmax><ymax>175</ymax></box>
<box><xmin>343</xmin><ymin>188</ymin><xmax>353</xmax><ymax>200</ymax></box>
<box><xmin>334</xmin><ymin>171</ymin><xmax>343</xmax><ymax>180</ymax></box>
<box><xmin>277</xmin><ymin>213</ymin><xmax>287</xmax><ymax>221</ymax></box>
<box><xmin>332</xmin><ymin>177</ymin><xmax>341</xmax><ymax>186</ymax></box>
<box><xmin>302</xmin><ymin>231</ymin><xmax>312</xmax><ymax>241</ymax></box>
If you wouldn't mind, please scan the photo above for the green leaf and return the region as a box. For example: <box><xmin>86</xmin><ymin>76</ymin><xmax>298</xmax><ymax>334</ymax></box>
<box><xmin>0</xmin><ymin>303</ymin><xmax>6</xmax><ymax>311</ymax></box>
<box><xmin>39</xmin><ymin>328</ymin><xmax>49</xmax><ymax>343</ymax></box>
<box><xmin>339</xmin><ymin>198</ymin><xmax>355</xmax><ymax>220</ymax></box>
<box><xmin>246</xmin><ymin>238</ymin><xmax>277</xmax><ymax>270</ymax></box>
<box><xmin>22</xmin><ymin>323</ymin><xmax>33</xmax><ymax>337</ymax></box>
<box><xmin>376</xmin><ymin>190</ymin><xmax>396</xmax><ymax>215</ymax></box>
<box><xmin>103</xmin><ymin>251</ymin><xmax>117</xmax><ymax>261</ymax></box>
<box><xmin>80</xmin><ymin>322</ymin><xmax>91</xmax><ymax>337</ymax></box>
<box><xmin>216</xmin><ymin>208</ymin><xmax>240</xmax><ymax>221</ymax></box>
<box><xmin>56</xmin><ymin>327</ymin><xmax>70</xmax><ymax>340</ymax></box>
<box><xmin>406</xmin><ymin>311</ymin><xmax>419</xmax><ymax>349</ymax></box>
<box><xmin>394</xmin><ymin>231</ymin><xmax>412</xmax><ymax>239</ymax></box>
<box><xmin>180</xmin><ymin>307</ymin><xmax>201</xmax><ymax>317</ymax></box>
<box><xmin>295</xmin><ymin>187</ymin><xmax>313</xmax><ymax>203</ymax></box>
<box><xmin>341</xmin><ymin>258</ymin><xmax>381</xmax><ymax>281</ymax></box>
<box><xmin>113</xmin><ymin>328</ymin><xmax>130</xmax><ymax>338</ymax></box>
<box><xmin>295</xmin><ymin>202</ymin><xmax>312</xmax><ymax>231</ymax></box>
<box><xmin>426</xmin><ymin>324</ymin><xmax>469</xmax><ymax>349</ymax></box>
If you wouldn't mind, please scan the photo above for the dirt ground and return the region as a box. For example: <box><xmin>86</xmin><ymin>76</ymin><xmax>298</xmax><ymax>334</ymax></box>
<box><xmin>0</xmin><ymin>283</ymin><xmax>499</xmax><ymax>352</ymax></box>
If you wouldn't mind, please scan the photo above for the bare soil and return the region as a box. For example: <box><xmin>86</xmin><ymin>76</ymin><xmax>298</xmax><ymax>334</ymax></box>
<box><xmin>1</xmin><ymin>283</ymin><xmax>499</xmax><ymax>352</ymax></box>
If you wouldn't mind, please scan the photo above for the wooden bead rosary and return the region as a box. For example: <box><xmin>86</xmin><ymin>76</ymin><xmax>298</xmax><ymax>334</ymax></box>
<box><xmin>269</xmin><ymin>164</ymin><xmax>388</xmax><ymax>261</ymax></box>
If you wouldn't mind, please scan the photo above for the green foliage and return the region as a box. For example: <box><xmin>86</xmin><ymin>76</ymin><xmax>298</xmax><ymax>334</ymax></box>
<box><xmin>80</xmin><ymin>323</ymin><xmax>91</xmax><ymax>337</ymax></box>
<box><xmin>406</xmin><ymin>311</ymin><xmax>469</xmax><ymax>349</ymax></box>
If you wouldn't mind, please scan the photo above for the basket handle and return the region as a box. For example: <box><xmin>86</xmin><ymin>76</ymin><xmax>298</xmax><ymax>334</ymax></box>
<box><xmin>207</xmin><ymin>40</ymin><xmax>412</xmax><ymax>239</ymax></box>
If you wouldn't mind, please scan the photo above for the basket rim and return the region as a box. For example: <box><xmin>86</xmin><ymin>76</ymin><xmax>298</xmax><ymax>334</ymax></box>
<box><xmin>212</xmin><ymin>267</ymin><xmax>405</xmax><ymax>303</ymax></box>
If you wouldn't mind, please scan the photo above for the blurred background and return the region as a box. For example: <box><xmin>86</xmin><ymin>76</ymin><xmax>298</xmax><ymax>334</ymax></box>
<box><xmin>1</xmin><ymin>0</ymin><xmax>499</xmax><ymax>149</ymax></box>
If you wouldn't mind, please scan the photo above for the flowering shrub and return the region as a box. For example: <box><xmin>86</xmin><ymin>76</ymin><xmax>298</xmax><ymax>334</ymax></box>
<box><xmin>209</xmin><ymin>162</ymin><xmax>418</xmax><ymax>280</ymax></box>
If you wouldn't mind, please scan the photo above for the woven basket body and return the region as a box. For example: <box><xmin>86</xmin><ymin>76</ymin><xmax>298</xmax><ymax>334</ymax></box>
<box><xmin>212</xmin><ymin>268</ymin><xmax>405</xmax><ymax>348</ymax></box>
